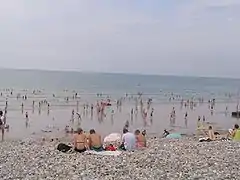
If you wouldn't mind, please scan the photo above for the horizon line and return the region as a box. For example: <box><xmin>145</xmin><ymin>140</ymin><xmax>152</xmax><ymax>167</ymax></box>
<box><xmin>0</xmin><ymin>67</ymin><xmax>239</xmax><ymax>80</ymax></box>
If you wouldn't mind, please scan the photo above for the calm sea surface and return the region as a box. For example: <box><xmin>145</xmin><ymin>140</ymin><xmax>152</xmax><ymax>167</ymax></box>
<box><xmin>1</xmin><ymin>69</ymin><xmax>240</xmax><ymax>98</ymax></box>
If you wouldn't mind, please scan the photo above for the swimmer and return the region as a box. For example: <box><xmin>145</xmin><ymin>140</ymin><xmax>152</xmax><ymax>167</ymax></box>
<box><xmin>130</xmin><ymin>108</ymin><xmax>134</xmax><ymax>121</ymax></box>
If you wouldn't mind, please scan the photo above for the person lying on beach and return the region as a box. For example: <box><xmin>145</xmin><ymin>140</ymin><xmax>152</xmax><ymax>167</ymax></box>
<box><xmin>88</xmin><ymin>129</ymin><xmax>103</xmax><ymax>151</ymax></box>
<box><xmin>119</xmin><ymin>128</ymin><xmax>136</xmax><ymax>151</ymax></box>
<box><xmin>229</xmin><ymin>124</ymin><xmax>240</xmax><ymax>141</ymax></box>
<box><xmin>135</xmin><ymin>129</ymin><xmax>146</xmax><ymax>148</ymax></box>
<box><xmin>73</xmin><ymin>128</ymin><xmax>88</xmax><ymax>153</ymax></box>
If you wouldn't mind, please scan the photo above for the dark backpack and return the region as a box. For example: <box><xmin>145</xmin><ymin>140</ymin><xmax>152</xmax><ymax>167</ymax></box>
<box><xmin>57</xmin><ymin>143</ymin><xmax>72</xmax><ymax>153</ymax></box>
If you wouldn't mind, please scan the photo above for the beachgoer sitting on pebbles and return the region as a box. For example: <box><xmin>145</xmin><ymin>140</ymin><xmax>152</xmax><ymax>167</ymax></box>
<box><xmin>88</xmin><ymin>129</ymin><xmax>103</xmax><ymax>151</ymax></box>
<box><xmin>135</xmin><ymin>129</ymin><xmax>146</xmax><ymax>148</ymax></box>
<box><xmin>162</xmin><ymin>129</ymin><xmax>170</xmax><ymax>138</ymax></box>
<box><xmin>199</xmin><ymin>126</ymin><xmax>222</xmax><ymax>142</ymax></box>
<box><xmin>73</xmin><ymin>128</ymin><xmax>88</xmax><ymax>153</ymax></box>
<box><xmin>229</xmin><ymin>124</ymin><xmax>240</xmax><ymax>141</ymax></box>
<box><xmin>119</xmin><ymin>128</ymin><xmax>136</xmax><ymax>151</ymax></box>
<box><xmin>207</xmin><ymin>126</ymin><xmax>216</xmax><ymax>141</ymax></box>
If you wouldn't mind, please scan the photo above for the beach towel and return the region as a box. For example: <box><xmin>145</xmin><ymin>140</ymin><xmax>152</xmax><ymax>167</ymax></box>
<box><xmin>85</xmin><ymin>150</ymin><xmax>122</xmax><ymax>156</ymax></box>
<box><xmin>166</xmin><ymin>133</ymin><xmax>182</xmax><ymax>139</ymax></box>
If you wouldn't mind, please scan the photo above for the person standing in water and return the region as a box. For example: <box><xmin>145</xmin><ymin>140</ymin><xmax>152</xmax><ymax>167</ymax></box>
<box><xmin>47</xmin><ymin>103</ymin><xmax>50</xmax><ymax>115</ymax></box>
<box><xmin>210</xmin><ymin>104</ymin><xmax>214</xmax><ymax>115</ymax></box>
<box><xmin>130</xmin><ymin>108</ymin><xmax>134</xmax><ymax>122</ymax></box>
<box><xmin>90</xmin><ymin>104</ymin><xmax>94</xmax><ymax>119</ymax></box>
<box><xmin>184</xmin><ymin>112</ymin><xmax>188</xmax><ymax>127</ymax></box>
<box><xmin>71</xmin><ymin>109</ymin><xmax>75</xmax><ymax>122</ymax></box>
<box><xmin>25</xmin><ymin>112</ymin><xmax>29</xmax><ymax>128</ymax></box>
<box><xmin>197</xmin><ymin>116</ymin><xmax>202</xmax><ymax>129</ymax></box>
<box><xmin>76</xmin><ymin>112</ymin><xmax>82</xmax><ymax>126</ymax></box>
<box><xmin>225</xmin><ymin>106</ymin><xmax>228</xmax><ymax>116</ymax></box>
<box><xmin>21</xmin><ymin>103</ymin><xmax>24</xmax><ymax>114</ymax></box>
<box><xmin>171</xmin><ymin>107</ymin><xmax>176</xmax><ymax>125</ymax></box>
<box><xmin>150</xmin><ymin>108</ymin><xmax>154</xmax><ymax>124</ymax></box>
<box><xmin>202</xmin><ymin>115</ymin><xmax>207</xmax><ymax>128</ymax></box>
<box><xmin>0</xmin><ymin>111</ymin><xmax>5</xmax><ymax>141</ymax></box>
<box><xmin>77</xmin><ymin>101</ymin><xmax>79</xmax><ymax>112</ymax></box>
<box><xmin>110</xmin><ymin>109</ymin><xmax>114</xmax><ymax>124</ymax></box>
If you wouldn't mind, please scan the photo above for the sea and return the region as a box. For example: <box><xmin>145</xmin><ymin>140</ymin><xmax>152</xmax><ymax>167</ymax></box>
<box><xmin>0</xmin><ymin>68</ymin><xmax>240</xmax><ymax>140</ymax></box>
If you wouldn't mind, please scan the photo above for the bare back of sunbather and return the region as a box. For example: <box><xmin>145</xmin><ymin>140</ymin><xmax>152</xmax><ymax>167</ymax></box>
<box><xmin>208</xmin><ymin>129</ymin><xmax>216</xmax><ymax>140</ymax></box>
<box><xmin>74</xmin><ymin>134</ymin><xmax>87</xmax><ymax>150</ymax></box>
<box><xmin>136</xmin><ymin>134</ymin><xmax>146</xmax><ymax>147</ymax></box>
<box><xmin>89</xmin><ymin>134</ymin><xmax>102</xmax><ymax>148</ymax></box>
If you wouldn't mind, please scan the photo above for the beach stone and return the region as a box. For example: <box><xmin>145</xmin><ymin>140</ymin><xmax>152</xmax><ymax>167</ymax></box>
<box><xmin>1</xmin><ymin>137</ymin><xmax>240</xmax><ymax>179</ymax></box>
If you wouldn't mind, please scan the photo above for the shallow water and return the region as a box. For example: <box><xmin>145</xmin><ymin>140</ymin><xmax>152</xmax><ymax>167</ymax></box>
<box><xmin>1</xmin><ymin>90</ymin><xmax>239</xmax><ymax>140</ymax></box>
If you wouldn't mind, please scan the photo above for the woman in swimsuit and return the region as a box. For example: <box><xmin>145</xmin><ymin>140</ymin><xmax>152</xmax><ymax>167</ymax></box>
<box><xmin>135</xmin><ymin>129</ymin><xmax>146</xmax><ymax>148</ymax></box>
<box><xmin>73</xmin><ymin>128</ymin><xmax>88</xmax><ymax>153</ymax></box>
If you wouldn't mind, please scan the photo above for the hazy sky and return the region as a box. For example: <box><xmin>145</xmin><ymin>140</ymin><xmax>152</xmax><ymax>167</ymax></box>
<box><xmin>0</xmin><ymin>0</ymin><xmax>240</xmax><ymax>77</ymax></box>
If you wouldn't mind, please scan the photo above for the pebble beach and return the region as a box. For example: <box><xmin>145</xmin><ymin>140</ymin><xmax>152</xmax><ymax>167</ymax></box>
<box><xmin>1</xmin><ymin>136</ymin><xmax>240</xmax><ymax>180</ymax></box>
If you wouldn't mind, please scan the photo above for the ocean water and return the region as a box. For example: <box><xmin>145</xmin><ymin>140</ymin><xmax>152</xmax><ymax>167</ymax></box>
<box><xmin>1</xmin><ymin>68</ymin><xmax>240</xmax><ymax>99</ymax></box>
<box><xmin>0</xmin><ymin>68</ymin><xmax>240</xmax><ymax>140</ymax></box>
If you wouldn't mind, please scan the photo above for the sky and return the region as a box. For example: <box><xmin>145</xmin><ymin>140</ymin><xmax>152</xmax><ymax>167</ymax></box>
<box><xmin>0</xmin><ymin>0</ymin><xmax>240</xmax><ymax>78</ymax></box>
